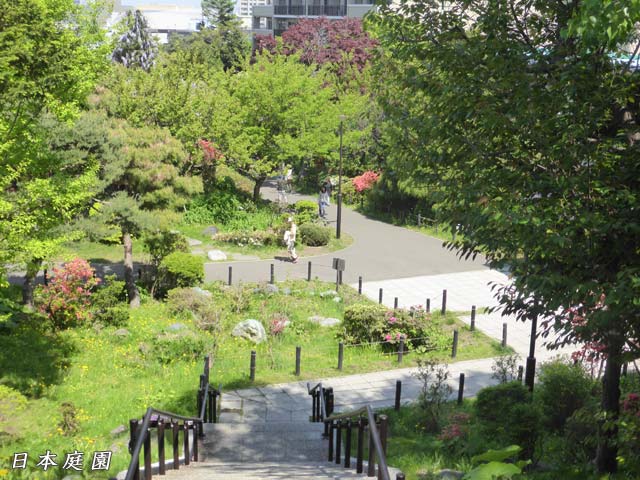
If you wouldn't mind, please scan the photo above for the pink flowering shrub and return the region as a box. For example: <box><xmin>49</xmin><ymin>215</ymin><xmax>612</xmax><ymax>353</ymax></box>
<box><xmin>438</xmin><ymin>412</ymin><xmax>472</xmax><ymax>451</ymax></box>
<box><xmin>35</xmin><ymin>258</ymin><xmax>100</xmax><ymax>329</ymax></box>
<box><xmin>352</xmin><ymin>171</ymin><xmax>380</xmax><ymax>193</ymax></box>
<box><xmin>269</xmin><ymin>314</ymin><xmax>288</xmax><ymax>337</ymax></box>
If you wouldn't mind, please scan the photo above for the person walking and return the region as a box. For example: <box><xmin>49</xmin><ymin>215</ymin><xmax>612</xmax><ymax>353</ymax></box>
<box><xmin>277</xmin><ymin>176</ymin><xmax>288</xmax><ymax>204</ymax></box>
<box><xmin>318</xmin><ymin>185</ymin><xmax>330</xmax><ymax>219</ymax></box>
<box><xmin>287</xmin><ymin>216</ymin><xmax>298</xmax><ymax>263</ymax></box>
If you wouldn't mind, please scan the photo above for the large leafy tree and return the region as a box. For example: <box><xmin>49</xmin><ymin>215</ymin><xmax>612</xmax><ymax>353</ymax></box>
<box><xmin>370</xmin><ymin>0</ymin><xmax>640</xmax><ymax>473</ymax></box>
<box><xmin>0</xmin><ymin>0</ymin><xmax>109</xmax><ymax>289</ymax></box>
<box><xmin>215</xmin><ymin>53</ymin><xmax>340</xmax><ymax>200</ymax></box>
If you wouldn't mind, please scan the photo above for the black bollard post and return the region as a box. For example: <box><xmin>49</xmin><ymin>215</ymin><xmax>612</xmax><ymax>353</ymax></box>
<box><xmin>339</xmin><ymin>270</ymin><xmax>343</xmax><ymax>286</ymax></box>
<box><xmin>426</xmin><ymin>298</ymin><xmax>430</xmax><ymax>313</ymax></box>
<box><xmin>517</xmin><ymin>365</ymin><xmax>524</xmax><ymax>382</ymax></box>
<box><xmin>307</xmin><ymin>261</ymin><xmax>312</xmax><ymax>281</ymax></box>
<box><xmin>44</xmin><ymin>269</ymin><xmax>48</xmax><ymax>286</ymax></box>
<box><xmin>394</xmin><ymin>380</ymin><xmax>402</xmax><ymax>411</ymax></box>
<box><xmin>295</xmin><ymin>346</ymin><xmax>301</xmax><ymax>376</ymax></box>
<box><xmin>397</xmin><ymin>338</ymin><xmax>404</xmax><ymax>363</ymax></box>
<box><xmin>250</xmin><ymin>351</ymin><xmax>256</xmax><ymax>382</ymax></box>
<box><xmin>379</xmin><ymin>288</ymin><xmax>383</xmax><ymax>304</ymax></box>
<box><xmin>452</xmin><ymin>330</ymin><xmax>459</xmax><ymax>358</ymax></box>
<box><xmin>525</xmin><ymin>356</ymin><xmax>536</xmax><ymax>391</ymax></box>
<box><xmin>228</xmin><ymin>266</ymin><xmax>232</xmax><ymax>286</ymax></box>
<box><xmin>623</xmin><ymin>363</ymin><xmax>628</xmax><ymax>376</ymax></box>
<box><xmin>502</xmin><ymin>323</ymin><xmax>508</xmax><ymax>348</ymax></box>
<box><xmin>441</xmin><ymin>289</ymin><xmax>447</xmax><ymax>315</ymax></box>
<box><xmin>358</xmin><ymin>276</ymin><xmax>362</xmax><ymax>294</ymax></box>
<box><xmin>337</xmin><ymin>342</ymin><xmax>344</xmax><ymax>371</ymax></box>
<box><xmin>457</xmin><ymin>373</ymin><xmax>465</xmax><ymax>405</ymax></box>
<box><xmin>394</xmin><ymin>297</ymin><xmax>398</xmax><ymax>310</ymax></box>
<box><xmin>470</xmin><ymin>305</ymin><xmax>476</xmax><ymax>331</ymax></box>
<box><xmin>270</xmin><ymin>264</ymin><xmax>274</xmax><ymax>284</ymax></box>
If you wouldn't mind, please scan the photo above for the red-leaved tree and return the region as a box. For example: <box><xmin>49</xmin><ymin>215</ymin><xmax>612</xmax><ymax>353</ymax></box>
<box><xmin>352</xmin><ymin>170</ymin><xmax>379</xmax><ymax>193</ymax></box>
<box><xmin>256</xmin><ymin>17</ymin><xmax>378</xmax><ymax>76</ymax></box>
<box><xmin>198</xmin><ymin>139</ymin><xmax>225</xmax><ymax>194</ymax></box>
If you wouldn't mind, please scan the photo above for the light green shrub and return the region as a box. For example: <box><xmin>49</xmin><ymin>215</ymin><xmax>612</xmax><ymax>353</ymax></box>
<box><xmin>299</xmin><ymin>223</ymin><xmax>331</xmax><ymax>246</ymax></box>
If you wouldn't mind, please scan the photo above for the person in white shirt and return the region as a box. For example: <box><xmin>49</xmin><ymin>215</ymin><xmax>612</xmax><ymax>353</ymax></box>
<box><xmin>287</xmin><ymin>217</ymin><xmax>298</xmax><ymax>263</ymax></box>
<box><xmin>318</xmin><ymin>186</ymin><xmax>330</xmax><ymax>218</ymax></box>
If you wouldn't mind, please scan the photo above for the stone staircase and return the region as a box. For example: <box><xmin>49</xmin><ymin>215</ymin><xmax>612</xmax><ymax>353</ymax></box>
<box><xmin>156</xmin><ymin>420</ymin><xmax>384</xmax><ymax>479</ymax></box>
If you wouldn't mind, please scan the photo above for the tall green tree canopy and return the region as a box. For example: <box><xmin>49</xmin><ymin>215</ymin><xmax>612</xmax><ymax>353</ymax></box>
<box><xmin>369</xmin><ymin>0</ymin><xmax>640</xmax><ymax>472</ymax></box>
<box><xmin>112</xmin><ymin>9</ymin><xmax>157</xmax><ymax>71</ymax></box>
<box><xmin>201</xmin><ymin>0</ymin><xmax>237</xmax><ymax>28</ymax></box>
<box><xmin>0</xmin><ymin>0</ymin><xmax>110</xmax><ymax>287</ymax></box>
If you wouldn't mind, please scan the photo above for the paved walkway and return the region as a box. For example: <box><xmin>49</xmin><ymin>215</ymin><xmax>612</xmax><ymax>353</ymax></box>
<box><xmin>203</xmin><ymin>182</ymin><xmax>488</xmax><ymax>285</ymax></box>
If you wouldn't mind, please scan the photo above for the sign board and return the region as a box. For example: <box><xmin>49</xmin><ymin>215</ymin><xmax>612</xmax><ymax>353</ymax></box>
<box><xmin>332</xmin><ymin>258</ymin><xmax>346</xmax><ymax>271</ymax></box>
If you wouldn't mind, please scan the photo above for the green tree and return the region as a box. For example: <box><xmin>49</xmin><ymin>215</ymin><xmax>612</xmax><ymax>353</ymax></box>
<box><xmin>112</xmin><ymin>10</ymin><xmax>157</xmax><ymax>71</ymax></box>
<box><xmin>369</xmin><ymin>0</ymin><xmax>640</xmax><ymax>473</ymax></box>
<box><xmin>0</xmin><ymin>0</ymin><xmax>109</xmax><ymax>289</ymax></box>
<box><xmin>215</xmin><ymin>53</ymin><xmax>339</xmax><ymax>200</ymax></box>
<box><xmin>202</xmin><ymin>0</ymin><xmax>237</xmax><ymax>28</ymax></box>
<box><xmin>92</xmin><ymin>122</ymin><xmax>200</xmax><ymax>307</ymax></box>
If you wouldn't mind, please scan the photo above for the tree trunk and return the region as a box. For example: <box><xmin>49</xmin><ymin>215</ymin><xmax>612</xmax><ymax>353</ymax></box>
<box><xmin>22</xmin><ymin>258</ymin><xmax>43</xmax><ymax>308</ymax></box>
<box><xmin>253</xmin><ymin>176</ymin><xmax>266</xmax><ymax>202</ymax></box>
<box><xmin>122</xmin><ymin>231</ymin><xmax>140</xmax><ymax>308</ymax></box>
<box><xmin>596</xmin><ymin>342</ymin><xmax>623</xmax><ymax>473</ymax></box>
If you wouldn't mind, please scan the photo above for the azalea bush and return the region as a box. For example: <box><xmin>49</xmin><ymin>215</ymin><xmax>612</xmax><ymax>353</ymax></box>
<box><xmin>340</xmin><ymin>303</ymin><xmax>449</xmax><ymax>352</ymax></box>
<box><xmin>35</xmin><ymin>258</ymin><xmax>100</xmax><ymax>329</ymax></box>
<box><xmin>352</xmin><ymin>171</ymin><xmax>380</xmax><ymax>193</ymax></box>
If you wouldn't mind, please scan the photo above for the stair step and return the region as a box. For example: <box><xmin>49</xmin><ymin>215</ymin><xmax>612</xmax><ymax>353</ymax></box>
<box><xmin>160</xmin><ymin>461</ymin><xmax>376</xmax><ymax>479</ymax></box>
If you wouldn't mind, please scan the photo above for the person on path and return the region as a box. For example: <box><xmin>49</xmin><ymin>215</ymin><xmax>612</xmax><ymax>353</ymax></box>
<box><xmin>287</xmin><ymin>217</ymin><xmax>298</xmax><ymax>263</ymax></box>
<box><xmin>277</xmin><ymin>177</ymin><xmax>288</xmax><ymax>204</ymax></box>
<box><xmin>318</xmin><ymin>186</ymin><xmax>330</xmax><ymax>219</ymax></box>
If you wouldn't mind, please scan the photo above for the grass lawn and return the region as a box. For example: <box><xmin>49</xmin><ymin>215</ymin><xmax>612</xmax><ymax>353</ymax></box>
<box><xmin>0</xmin><ymin>281</ymin><xmax>505</xmax><ymax>478</ymax></box>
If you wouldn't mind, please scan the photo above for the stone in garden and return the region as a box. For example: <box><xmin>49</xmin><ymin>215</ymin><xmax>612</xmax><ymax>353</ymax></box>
<box><xmin>264</xmin><ymin>284</ymin><xmax>279</xmax><ymax>294</ymax></box>
<box><xmin>319</xmin><ymin>290</ymin><xmax>338</xmax><ymax>298</ymax></box>
<box><xmin>232</xmin><ymin>319</ymin><xmax>267</xmax><ymax>344</ymax></box>
<box><xmin>191</xmin><ymin>286</ymin><xmax>212</xmax><ymax>298</ymax></box>
<box><xmin>139</xmin><ymin>343</ymin><xmax>151</xmax><ymax>355</ymax></box>
<box><xmin>202</xmin><ymin>225</ymin><xmax>219</xmax><ymax>236</ymax></box>
<box><xmin>207</xmin><ymin>249</ymin><xmax>227</xmax><ymax>261</ymax></box>
<box><xmin>110</xmin><ymin>425</ymin><xmax>127</xmax><ymax>437</ymax></box>
<box><xmin>168</xmin><ymin>323</ymin><xmax>187</xmax><ymax>332</ymax></box>
<box><xmin>113</xmin><ymin>328</ymin><xmax>129</xmax><ymax>337</ymax></box>
<box><xmin>332</xmin><ymin>296</ymin><xmax>342</xmax><ymax>303</ymax></box>
<box><xmin>308</xmin><ymin>316</ymin><xmax>341</xmax><ymax>327</ymax></box>
<box><xmin>253</xmin><ymin>287</ymin><xmax>263</xmax><ymax>294</ymax></box>
<box><xmin>187</xmin><ymin>237</ymin><xmax>202</xmax><ymax>247</ymax></box>
<box><xmin>282</xmin><ymin>287</ymin><xmax>291</xmax><ymax>295</ymax></box>
<box><xmin>435</xmin><ymin>469</ymin><xmax>464</xmax><ymax>480</ymax></box>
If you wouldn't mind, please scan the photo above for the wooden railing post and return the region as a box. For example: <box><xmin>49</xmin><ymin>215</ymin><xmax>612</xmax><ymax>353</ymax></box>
<box><xmin>328</xmin><ymin>421</ymin><xmax>334</xmax><ymax>462</ymax></box>
<box><xmin>356</xmin><ymin>418</ymin><xmax>364</xmax><ymax>474</ymax></box>
<box><xmin>335</xmin><ymin>420</ymin><xmax>342</xmax><ymax>464</ymax></box>
<box><xmin>172</xmin><ymin>422</ymin><xmax>179</xmax><ymax>470</ymax></box>
<box><xmin>157</xmin><ymin>419</ymin><xmax>166</xmax><ymax>475</ymax></box>
<box><xmin>183</xmin><ymin>422</ymin><xmax>190</xmax><ymax>466</ymax></box>
<box><xmin>344</xmin><ymin>420</ymin><xmax>352</xmax><ymax>468</ymax></box>
<box><xmin>143</xmin><ymin>424</ymin><xmax>151</xmax><ymax>480</ymax></box>
<box><xmin>367</xmin><ymin>424</ymin><xmax>376</xmax><ymax>477</ymax></box>
<box><xmin>129</xmin><ymin>419</ymin><xmax>141</xmax><ymax>480</ymax></box>
<box><xmin>191</xmin><ymin>422</ymin><xmax>198</xmax><ymax>462</ymax></box>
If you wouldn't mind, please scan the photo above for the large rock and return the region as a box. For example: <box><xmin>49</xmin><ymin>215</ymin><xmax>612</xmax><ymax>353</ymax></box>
<box><xmin>264</xmin><ymin>284</ymin><xmax>279</xmax><ymax>294</ymax></box>
<box><xmin>319</xmin><ymin>290</ymin><xmax>338</xmax><ymax>298</ymax></box>
<box><xmin>167</xmin><ymin>323</ymin><xmax>187</xmax><ymax>332</ymax></box>
<box><xmin>202</xmin><ymin>225</ymin><xmax>219</xmax><ymax>237</ymax></box>
<box><xmin>435</xmin><ymin>470</ymin><xmax>464</xmax><ymax>480</ymax></box>
<box><xmin>308</xmin><ymin>316</ymin><xmax>341</xmax><ymax>328</ymax></box>
<box><xmin>187</xmin><ymin>237</ymin><xmax>202</xmax><ymax>247</ymax></box>
<box><xmin>207</xmin><ymin>249</ymin><xmax>227</xmax><ymax>261</ymax></box>
<box><xmin>232</xmin><ymin>319</ymin><xmax>267</xmax><ymax>344</ymax></box>
<box><xmin>113</xmin><ymin>328</ymin><xmax>130</xmax><ymax>337</ymax></box>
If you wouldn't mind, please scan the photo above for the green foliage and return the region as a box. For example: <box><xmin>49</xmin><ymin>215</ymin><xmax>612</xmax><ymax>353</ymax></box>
<box><xmin>536</xmin><ymin>359</ymin><xmax>595</xmax><ymax>432</ymax></box>
<box><xmin>491</xmin><ymin>353</ymin><xmax>521</xmax><ymax>384</ymax></box>
<box><xmin>91</xmin><ymin>276</ymin><xmax>129</xmax><ymax>327</ymax></box>
<box><xmin>144</xmin><ymin>230</ymin><xmax>189</xmax><ymax>267</ymax></box>
<box><xmin>167</xmin><ymin>288</ymin><xmax>211</xmax><ymax>316</ymax></box>
<box><xmin>215</xmin><ymin>231</ymin><xmax>279</xmax><ymax>247</ymax></box>
<box><xmin>184</xmin><ymin>192</ymin><xmax>242</xmax><ymax>225</ymax></box>
<box><xmin>299</xmin><ymin>223</ymin><xmax>331</xmax><ymax>246</ymax></box>
<box><xmin>202</xmin><ymin>0</ymin><xmax>237</xmax><ymax>27</ymax></box>
<box><xmin>413</xmin><ymin>358</ymin><xmax>452</xmax><ymax>432</ymax></box>
<box><xmin>294</xmin><ymin>200</ymin><xmax>318</xmax><ymax>225</ymax></box>
<box><xmin>150</xmin><ymin>331</ymin><xmax>210</xmax><ymax>364</ymax></box>
<box><xmin>341</xmin><ymin>303</ymin><xmax>388</xmax><ymax>343</ymax></box>
<box><xmin>158</xmin><ymin>252</ymin><xmax>204</xmax><ymax>296</ymax></box>
<box><xmin>563</xmin><ymin>405</ymin><xmax>599</xmax><ymax>463</ymax></box>
<box><xmin>475</xmin><ymin>383</ymin><xmax>540</xmax><ymax>459</ymax></box>
<box><xmin>0</xmin><ymin>385</ymin><xmax>27</xmax><ymax>442</ymax></box>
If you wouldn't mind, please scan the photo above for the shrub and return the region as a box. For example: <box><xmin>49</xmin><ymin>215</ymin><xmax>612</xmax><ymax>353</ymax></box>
<box><xmin>536</xmin><ymin>359</ymin><xmax>595</xmax><ymax>432</ymax></box>
<box><xmin>491</xmin><ymin>353</ymin><xmax>522</xmax><ymax>384</ymax></box>
<box><xmin>299</xmin><ymin>223</ymin><xmax>331</xmax><ymax>246</ymax></box>
<box><xmin>413</xmin><ymin>358</ymin><xmax>452</xmax><ymax>432</ymax></box>
<box><xmin>144</xmin><ymin>230</ymin><xmax>189</xmax><ymax>267</ymax></box>
<box><xmin>183</xmin><ymin>192</ymin><xmax>242</xmax><ymax>225</ymax></box>
<box><xmin>563</xmin><ymin>405</ymin><xmax>599</xmax><ymax>463</ymax></box>
<box><xmin>294</xmin><ymin>200</ymin><xmax>318</xmax><ymax>225</ymax></box>
<box><xmin>158</xmin><ymin>252</ymin><xmax>204</xmax><ymax>295</ymax></box>
<box><xmin>0</xmin><ymin>385</ymin><xmax>27</xmax><ymax>441</ymax></box>
<box><xmin>91</xmin><ymin>276</ymin><xmax>129</xmax><ymax>326</ymax></box>
<box><xmin>34</xmin><ymin>258</ymin><xmax>100</xmax><ymax>329</ymax></box>
<box><xmin>216</xmin><ymin>231</ymin><xmax>279</xmax><ymax>247</ymax></box>
<box><xmin>340</xmin><ymin>304</ymin><xmax>449</xmax><ymax>352</ymax></box>
<box><xmin>150</xmin><ymin>331</ymin><xmax>210</xmax><ymax>364</ymax></box>
<box><xmin>167</xmin><ymin>287</ymin><xmax>211</xmax><ymax>316</ymax></box>
<box><xmin>352</xmin><ymin>171</ymin><xmax>380</xmax><ymax>193</ymax></box>
<box><xmin>475</xmin><ymin>382</ymin><xmax>541</xmax><ymax>459</ymax></box>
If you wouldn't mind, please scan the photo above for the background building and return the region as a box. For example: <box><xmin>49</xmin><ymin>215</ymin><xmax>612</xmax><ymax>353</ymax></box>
<box><xmin>252</xmin><ymin>0</ymin><xmax>375</xmax><ymax>36</ymax></box>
